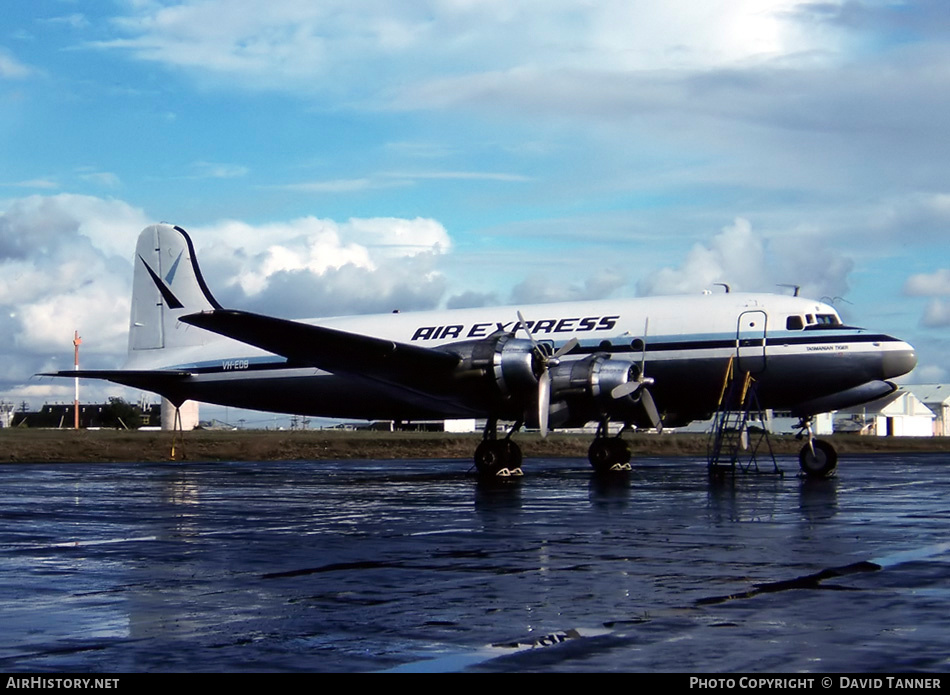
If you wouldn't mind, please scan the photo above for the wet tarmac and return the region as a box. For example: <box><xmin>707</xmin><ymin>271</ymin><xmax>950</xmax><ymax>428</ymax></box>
<box><xmin>0</xmin><ymin>454</ymin><xmax>948</xmax><ymax>673</ymax></box>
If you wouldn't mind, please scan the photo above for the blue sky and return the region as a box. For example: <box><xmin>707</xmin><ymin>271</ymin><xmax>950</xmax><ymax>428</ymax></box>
<box><xmin>2</xmin><ymin>0</ymin><xmax>950</xmax><ymax>419</ymax></box>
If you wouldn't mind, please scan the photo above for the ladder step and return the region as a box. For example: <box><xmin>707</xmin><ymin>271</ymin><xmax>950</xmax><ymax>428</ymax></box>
<box><xmin>706</xmin><ymin>368</ymin><xmax>779</xmax><ymax>475</ymax></box>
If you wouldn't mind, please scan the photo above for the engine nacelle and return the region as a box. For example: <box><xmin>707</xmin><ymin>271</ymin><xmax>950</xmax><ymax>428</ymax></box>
<box><xmin>548</xmin><ymin>353</ymin><xmax>643</xmax><ymax>425</ymax></box>
<box><xmin>446</xmin><ymin>331</ymin><xmax>540</xmax><ymax>408</ymax></box>
<box><xmin>445</xmin><ymin>336</ymin><xmax>650</xmax><ymax>426</ymax></box>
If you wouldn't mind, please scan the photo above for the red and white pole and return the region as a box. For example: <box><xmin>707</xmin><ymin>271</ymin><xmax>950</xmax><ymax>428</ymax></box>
<box><xmin>73</xmin><ymin>330</ymin><xmax>81</xmax><ymax>430</ymax></box>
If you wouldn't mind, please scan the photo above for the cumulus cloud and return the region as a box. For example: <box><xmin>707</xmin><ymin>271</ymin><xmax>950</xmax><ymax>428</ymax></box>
<box><xmin>446</xmin><ymin>290</ymin><xmax>500</xmax><ymax>310</ymax></box>
<box><xmin>510</xmin><ymin>267</ymin><xmax>626</xmax><ymax>305</ymax></box>
<box><xmin>0</xmin><ymin>194</ymin><xmax>149</xmax><ymax>260</ymax></box>
<box><xmin>638</xmin><ymin>219</ymin><xmax>762</xmax><ymax>296</ymax></box>
<box><xmin>0</xmin><ymin>195</ymin><xmax>457</xmax><ymax>406</ymax></box>
<box><xmin>902</xmin><ymin>268</ymin><xmax>950</xmax><ymax>329</ymax></box>
<box><xmin>922</xmin><ymin>299</ymin><xmax>950</xmax><ymax>329</ymax></box>
<box><xmin>231</xmin><ymin>260</ymin><xmax>447</xmax><ymax>318</ymax></box>
<box><xmin>0</xmin><ymin>195</ymin><xmax>148</xmax><ymax>357</ymax></box>
<box><xmin>187</xmin><ymin>215</ymin><xmax>451</xmax><ymax>311</ymax></box>
<box><xmin>0</xmin><ymin>195</ymin><xmax>151</xmax><ymax>406</ymax></box>
<box><xmin>637</xmin><ymin>218</ymin><xmax>853</xmax><ymax>301</ymax></box>
<box><xmin>904</xmin><ymin>269</ymin><xmax>950</xmax><ymax>297</ymax></box>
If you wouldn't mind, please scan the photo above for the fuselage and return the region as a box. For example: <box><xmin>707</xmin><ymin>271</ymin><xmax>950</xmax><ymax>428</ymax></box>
<box><xmin>126</xmin><ymin>292</ymin><xmax>917</xmax><ymax>425</ymax></box>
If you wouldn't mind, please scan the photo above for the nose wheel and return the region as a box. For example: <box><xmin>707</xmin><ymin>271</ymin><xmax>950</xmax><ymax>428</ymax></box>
<box><xmin>799</xmin><ymin>438</ymin><xmax>837</xmax><ymax>478</ymax></box>
<box><xmin>796</xmin><ymin>417</ymin><xmax>838</xmax><ymax>478</ymax></box>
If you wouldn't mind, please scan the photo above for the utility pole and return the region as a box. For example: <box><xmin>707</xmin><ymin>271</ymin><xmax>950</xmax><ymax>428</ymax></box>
<box><xmin>73</xmin><ymin>330</ymin><xmax>81</xmax><ymax>430</ymax></box>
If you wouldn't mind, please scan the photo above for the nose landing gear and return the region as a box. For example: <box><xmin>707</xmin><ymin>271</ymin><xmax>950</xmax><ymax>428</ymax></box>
<box><xmin>796</xmin><ymin>418</ymin><xmax>838</xmax><ymax>478</ymax></box>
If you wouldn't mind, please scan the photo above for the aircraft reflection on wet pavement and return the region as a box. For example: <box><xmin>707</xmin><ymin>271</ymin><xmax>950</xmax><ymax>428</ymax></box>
<box><xmin>1</xmin><ymin>455</ymin><xmax>948</xmax><ymax>672</ymax></box>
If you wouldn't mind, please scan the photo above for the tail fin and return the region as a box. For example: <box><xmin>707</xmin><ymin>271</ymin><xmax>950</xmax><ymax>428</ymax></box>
<box><xmin>128</xmin><ymin>224</ymin><xmax>222</xmax><ymax>353</ymax></box>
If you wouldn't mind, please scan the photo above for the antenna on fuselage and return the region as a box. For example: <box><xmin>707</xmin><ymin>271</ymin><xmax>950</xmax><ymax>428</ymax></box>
<box><xmin>713</xmin><ymin>283</ymin><xmax>730</xmax><ymax>293</ymax></box>
<box><xmin>777</xmin><ymin>284</ymin><xmax>801</xmax><ymax>297</ymax></box>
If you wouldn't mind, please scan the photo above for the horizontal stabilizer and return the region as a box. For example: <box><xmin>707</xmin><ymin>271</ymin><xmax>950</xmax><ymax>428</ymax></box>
<box><xmin>180</xmin><ymin>310</ymin><xmax>461</xmax><ymax>386</ymax></box>
<box><xmin>40</xmin><ymin>369</ymin><xmax>193</xmax><ymax>405</ymax></box>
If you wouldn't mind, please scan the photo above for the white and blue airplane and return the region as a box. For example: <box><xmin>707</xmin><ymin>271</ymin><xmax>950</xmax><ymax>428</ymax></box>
<box><xmin>49</xmin><ymin>224</ymin><xmax>917</xmax><ymax>477</ymax></box>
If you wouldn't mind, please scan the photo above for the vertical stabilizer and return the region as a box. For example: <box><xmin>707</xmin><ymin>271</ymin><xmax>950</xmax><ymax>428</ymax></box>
<box><xmin>128</xmin><ymin>224</ymin><xmax>222</xmax><ymax>353</ymax></box>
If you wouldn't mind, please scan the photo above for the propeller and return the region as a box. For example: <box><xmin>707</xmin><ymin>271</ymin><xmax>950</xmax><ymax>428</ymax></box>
<box><xmin>516</xmin><ymin>311</ymin><xmax>578</xmax><ymax>437</ymax></box>
<box><xmin>609</xmin><ymin>318</ymin><xmax>662</xmax><ymax>433</ymax></box>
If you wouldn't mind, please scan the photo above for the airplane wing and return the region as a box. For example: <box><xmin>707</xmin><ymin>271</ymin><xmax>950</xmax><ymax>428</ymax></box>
<box><xmin>179</xmin><ymin>310</ymin><xmax>462</xmax><ymax>389</ymax></box>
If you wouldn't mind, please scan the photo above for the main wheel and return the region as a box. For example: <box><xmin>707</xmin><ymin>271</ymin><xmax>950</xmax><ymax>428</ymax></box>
<box><xmin>588</xmin><ymin>438</ymin><xmax>631</xmax><ymax>473</ymax></box>
<box><xmin>474</xmin><ymin>439</ymin><xmax>522</xmax><ymax>476</ymax></box>
<box><xmin>799</xmin><ymin>439</ymin><xmax>838</xmax><ymax>478</ymax></box>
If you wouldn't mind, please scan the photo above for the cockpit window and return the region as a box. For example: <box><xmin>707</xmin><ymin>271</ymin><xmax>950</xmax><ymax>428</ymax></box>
<box><xmin>786</xmin><ymin>315</ymin><xmax>804</xmax><ymax>331</ymax></box>
<box><xmin>802</xmin><ymin>313</ymin><xmax>844</xmax><ymax>330</ymax></box>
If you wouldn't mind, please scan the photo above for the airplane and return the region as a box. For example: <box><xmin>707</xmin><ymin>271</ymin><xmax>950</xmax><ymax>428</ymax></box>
<box><xmin>46</xmin><ymin>224</ymin><xmax>917</xmax><ymax>478</ymax></box>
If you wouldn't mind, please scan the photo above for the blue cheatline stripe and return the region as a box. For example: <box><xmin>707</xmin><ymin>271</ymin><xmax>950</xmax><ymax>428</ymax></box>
<box><xmin>165</xmin><ymin>331</ymin><xmax>899</xmax><ymax>375</ymax></box>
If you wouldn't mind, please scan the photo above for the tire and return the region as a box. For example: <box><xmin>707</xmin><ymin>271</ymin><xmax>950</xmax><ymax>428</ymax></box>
<box><xmin>588</xmin><ymin>438</ymin><xmax>630</xmax><ymax>473</ymax></box>
<box><xmin>474</xmin><ymin>439</ymin><xmax>521</xmax><ymax>476</ymax></box>
<box><xmin>609</xmin><ymin>438</ymin><xmax>631</xmax><ymax>465</ymax></box>
<box><xmin>799</xmin><ymin>439</ymin><xmax>838</xmax><ymax>478</ymax></box>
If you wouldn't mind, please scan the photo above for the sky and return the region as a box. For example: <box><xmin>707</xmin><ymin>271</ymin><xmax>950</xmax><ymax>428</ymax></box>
<box><xmin>2</xmin><ymin>0</ymin><xmax>950</xmax><ymax>424</ymax></box>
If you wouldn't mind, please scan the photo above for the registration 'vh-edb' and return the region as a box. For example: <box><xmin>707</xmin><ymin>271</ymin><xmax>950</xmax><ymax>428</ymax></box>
<box><xmin>49</xmin><ymin>224</ymin><xmax>917</xmax><ymax>477</ymax></box>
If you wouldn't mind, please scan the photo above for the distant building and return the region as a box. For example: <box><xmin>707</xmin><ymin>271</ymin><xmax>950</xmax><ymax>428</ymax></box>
<box><xmin>836</xmin><ymin>390</ymin><xmax>935</xmax><ymax>437</ymax></box>
<box><xmin>10</xmin><ymin>401</ymin><xmax>161</xmax><ymax>429</ymax></box>
<box><xmin>770</xmin><ymin>411</ymin><xmax>834</xmax><ymax>436</ymax></box>
<box><xmin>443</xmin><ymin>419</ymin><xmax>478</xmax><ymax>433</ymax></box>
<box><xmin>903</xmin><ymin>384</ymin><xmax>950</xmax><ymax>436</ymax></box>
<box><xmin>675</xmin><ymin>411</ymin><xmax>833</xmax><ymax>436</ymax></box>
<box><xmin>0</xmin><ymin>402</ymin><xmax>14</xmax><ymax>428</ymax></box>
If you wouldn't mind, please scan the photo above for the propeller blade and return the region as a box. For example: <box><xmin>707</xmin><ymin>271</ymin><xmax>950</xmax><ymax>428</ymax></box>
<box><xmin>517</xmin><ymin>311</ymin><xmax>578</xmax><ymax>437</ymax></box>
<box><xmin>552</xmin><ymin>337</ymin><xmax>578</xmax><ymax>360</ymax></box>
<box><xmin>538</xmin><ymin>370</ymin><xmax>551</xmax><ymax>438</ymax></box>
<box><xmin>641</xmin><ymin>388</ymin><xmax>662</xmax><ymax>433</ymax></box>
<box><xmin>611</xmin><ymin>380</ymin><xmax>642</xmax><ymax>400</ymax></box>
<box><xmin>517</xmin><ymin>311</ymin><xmax>539</xmax><ymax>348</ymax></box>
<box><xmin>640</xmin><ymin>317</ymin><xmax>649</xmax><ymax>373</ymax></box>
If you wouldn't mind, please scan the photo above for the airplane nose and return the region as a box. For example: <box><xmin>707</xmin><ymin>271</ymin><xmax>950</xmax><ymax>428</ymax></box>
<box><xmin>882</xmin><ymin>344</ymin><xmax>917</xmax><ymax>379</ymax></box>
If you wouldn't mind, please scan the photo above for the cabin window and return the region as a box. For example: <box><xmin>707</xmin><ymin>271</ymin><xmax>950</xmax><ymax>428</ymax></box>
<box><xmin>786</xmin><ymin>315</ymin><xmax>804</xmax><ymax>331</ymax></box>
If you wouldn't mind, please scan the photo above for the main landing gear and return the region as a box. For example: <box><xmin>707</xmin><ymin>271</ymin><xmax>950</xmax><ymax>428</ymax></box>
<box><xmin>473</xmin><ymin>417</ymin><xmax>633</xmax><ymax>477</ymax></box>
<box><xmin>587</xmin><ymin>419</ymin><xmax>631</xmax><ymax>474</ymax></box>
<box><xmin>796</xmin><ymin>417</ymin><xmax>838</xmax><ymax>478</ymax></box>
<box><xmin>474</xmin><ymin>418</ymin><xmax>523</xmax><ymax>477</ymax></box>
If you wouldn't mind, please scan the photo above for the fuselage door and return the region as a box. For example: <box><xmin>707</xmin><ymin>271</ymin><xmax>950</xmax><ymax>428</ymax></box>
<box><xmin>736</xmin><ymin>310</ymin><xmax>768</xmax><ymax>373</ymax></box>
